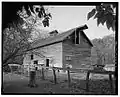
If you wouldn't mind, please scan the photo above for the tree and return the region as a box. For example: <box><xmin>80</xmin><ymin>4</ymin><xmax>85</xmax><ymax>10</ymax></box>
<box><xmin>17</xmin><ymin>5</ymin><xmax>52</xmax><ymax>41</ymax></box>
<box><xmin>3</xmin><ymin>5</ymin><xmax>51</xmax><ymax>67</ymax></box>
<box><xmin>3</xmin><ymin>24</ymin><xmax>31</xmax><ymax>66</ymax></box>
<box><xmin>91</xmin><ymin>34</ymin><xmax>115</xmax><ymax>65</ymax></box>
<box><xmin>87</xmin><ymin>3</ymin><xmax>116</xmax><ymax>32</ymax></box>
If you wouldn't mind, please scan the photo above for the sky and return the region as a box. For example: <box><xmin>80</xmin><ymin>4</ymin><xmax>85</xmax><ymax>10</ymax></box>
<box><xmin>43</xmin><ymin>6</ymin><xmax>114</xmax><ymax>40</ymax></box>
<box><xmin>2</xmin><ymin>4</ymin><xmax>115</xmax><ymax>40</ymax></box>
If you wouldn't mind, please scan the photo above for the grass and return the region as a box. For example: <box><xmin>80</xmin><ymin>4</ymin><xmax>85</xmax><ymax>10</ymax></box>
<box><xmin>2</xmin><ymin>70</ymin><xmax>116</xmax><ymax>94</ymax></box>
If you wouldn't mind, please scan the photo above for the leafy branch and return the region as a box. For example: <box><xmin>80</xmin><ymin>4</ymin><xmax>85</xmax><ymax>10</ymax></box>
<box><xmin>87</xmin><ymin>3</ymin><xmax>116</xmax><ymax>32</ymax></box>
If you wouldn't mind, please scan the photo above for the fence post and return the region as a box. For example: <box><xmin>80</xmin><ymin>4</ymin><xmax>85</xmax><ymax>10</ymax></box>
<box><xmin>86</xmin><ymin>71</ymin><xmax>90</xmax><ymax>92</ymax></box>
<box><xmin>67</xmin><ymin>67</ymin><xmax>71</xmax><ymax>87</ymax></box>
<box><xmin>41</xmin><ymin>67</ymin><xmax>45</xmax><ymax>80</ymax></box>
<box><xmin>109</xmin><ymin>74</ymin><xmax>113</xmax><ymax>93</ymax></box>
<box><xmin>53</xmin><ymin>68</ymin><xmax>57</xmax><ymax>84</ymax></box>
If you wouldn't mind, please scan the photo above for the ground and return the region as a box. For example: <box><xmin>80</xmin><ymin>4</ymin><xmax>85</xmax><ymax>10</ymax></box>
<box><xmin>2</xmin><ymin>70</ymin><xmax>116</xmax><ymax>94</ymax></box>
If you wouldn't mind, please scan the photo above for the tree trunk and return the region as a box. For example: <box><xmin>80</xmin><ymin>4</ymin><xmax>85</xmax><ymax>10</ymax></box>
<box><xmin>3</xmin><ymin>48</ymin><xmax>20</xmax><ymax>66</ymax></box>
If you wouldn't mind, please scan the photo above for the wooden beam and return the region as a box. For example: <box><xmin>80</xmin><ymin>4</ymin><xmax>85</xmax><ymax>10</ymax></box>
<box><xmin>79</xmin><ymin>31</ymin><xmax>81</xmax><ymax>44</ymax></box>
<box><xmin>75</xmin><ymin>28</ymin><xmax>76</xmax><ymax>44</ymax></box>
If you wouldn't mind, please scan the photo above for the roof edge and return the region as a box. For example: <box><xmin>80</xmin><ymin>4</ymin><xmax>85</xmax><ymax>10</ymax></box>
<box><xmin>26</xmin><ymin>40</ymin><xmax>63</xmax><ymax>52</ymax></box>
<box><xmin>62</xmin><ymin>24</ymin><xmax>88</xmax><ymax>40</ymax></box>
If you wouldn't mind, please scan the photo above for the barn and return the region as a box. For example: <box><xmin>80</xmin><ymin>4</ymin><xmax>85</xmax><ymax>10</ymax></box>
<box><xmin>23</xmin><ymin>24</ymin><xmax>93</xmax><ymax>71</ymax></box>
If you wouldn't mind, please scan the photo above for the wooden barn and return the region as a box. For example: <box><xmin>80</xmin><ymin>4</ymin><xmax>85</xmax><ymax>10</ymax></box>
<box><xmin>23</xmin><ymin>24</ymin><xmax>93</xmax><ymax>70</ymax></box>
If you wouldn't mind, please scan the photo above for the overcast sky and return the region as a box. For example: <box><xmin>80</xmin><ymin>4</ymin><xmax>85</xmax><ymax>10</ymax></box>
<box><xmin>44</xmin><ymin>6</ymin><xmax>114</xmax><ymax>40</ymax></box>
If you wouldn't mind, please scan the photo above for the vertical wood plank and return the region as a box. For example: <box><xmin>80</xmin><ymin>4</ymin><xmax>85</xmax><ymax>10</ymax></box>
<box><xmin>109</xmin><ymin>74</ymin><xmax>113</xmax><ymax>93</ymax></box>
<box><xmin>41</xmin><ymin>67</ymin><xmax>45</xmax><ymax>80</ymax></box>
<box><xmin>53</xmin><ymin>68</ymin><xmax>57</xmax><ymax>84</ymax></box>
<box><xmin>86</xmin><ymin>71</ymin><xmax>90</xmax><ymax>92</ymax></box>
<box><xmin>67</xmin><ymin>68</ymin><xmax>71</xmax><ymax>87</ymax></box>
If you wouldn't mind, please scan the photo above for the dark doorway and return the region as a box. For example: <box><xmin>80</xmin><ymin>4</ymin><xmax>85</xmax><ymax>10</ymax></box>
<box><xmin>46</xmin><ymin>59</ymin><xmax>49</xmax><ymax>67</ymax></box>
<box><xmin>31</xmin><ymin>54</ymin><xmax>34</xmax><ymax>60</ymax></box>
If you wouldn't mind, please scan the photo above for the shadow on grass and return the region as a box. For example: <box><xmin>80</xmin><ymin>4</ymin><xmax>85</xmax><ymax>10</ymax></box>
<box><xmin>69</xmin><ymin>79</ymin><xmax>116</xmax><ymax>95</ymax></box>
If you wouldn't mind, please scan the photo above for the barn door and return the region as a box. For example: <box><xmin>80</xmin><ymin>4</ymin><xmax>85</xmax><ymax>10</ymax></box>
<box><xmin>46</xmin><ymin>59</ymin><xmax>49</xmax><ymax>67</ymax></box>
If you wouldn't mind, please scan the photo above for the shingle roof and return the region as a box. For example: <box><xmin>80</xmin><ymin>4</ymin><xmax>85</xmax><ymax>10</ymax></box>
<box><xmin>31</xmin><ymin>24</ymin><xmax>93</xmax><ymax>50</ymax></box>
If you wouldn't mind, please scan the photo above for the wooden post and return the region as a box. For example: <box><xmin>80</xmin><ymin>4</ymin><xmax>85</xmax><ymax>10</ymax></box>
<box><xmin>109</xmin><ymin>74</ymin><xmax>113</xmax><ymax>93</ymax></box>
<box><xmin>113</xmin><ymin>73</ymin><xmax>116</xmax><ymax>93</ymax></box>
<box><xmin>41</xmin><ymin>67</ymin><xmax>45</xmax><ymax>80</ymax></box>
<box><xmin>10</xmin><ymin>66</ymin><xmax>13</xmax><ymax>74</ymax></box>
<box><xmin>86</xmin><ymin>71</ymin><xmax>90</xmax><ymax>92</ymax></box>
<box><xmin>53</xmin><ymin>68</ymin><xmax>57</xmax><ymax>84</ymax></box>
<box><xmin>67</xmin><ymin>68</ymin><xmax>71</xmax><ymax>87</ymax></box>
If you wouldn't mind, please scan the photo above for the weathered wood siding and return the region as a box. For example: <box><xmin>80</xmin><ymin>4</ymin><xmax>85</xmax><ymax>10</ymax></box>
<box><xmin>23</xmin><ymin>42</ymin><xmax>63</xmax><ymax>69</ymax></box>
<box><xmin>62</xmin><ymin>31</ymin><xmax>92</xmax><ymax>69</ymax></box>
<box><xmin>80</xmin><ymin>31</ymin><xmax>92</xmax><ymax>48</ymax></box>
<box><xmin>23</xmin><ymin>30</ymin><xmax>92</xmax><ymax>70</ymax></box>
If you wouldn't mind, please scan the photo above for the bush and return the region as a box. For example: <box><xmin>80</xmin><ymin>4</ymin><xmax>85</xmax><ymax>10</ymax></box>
<box><xmin>3</xmin><ymin>65</ymin><xmax>11</xmax><ymax>73</ymax></box>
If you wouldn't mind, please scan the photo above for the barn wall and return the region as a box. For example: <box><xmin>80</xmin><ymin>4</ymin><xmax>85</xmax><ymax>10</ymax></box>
<box><xmin>62</xmin><ymin>31</ymin><xmax>92</xmax><ymax>69</ymax></box>
<box><xmin>23</xmin><ymin>42</ymin><xmax>63</xmax><ymax>68</ymax></box>
<box><xmin>80</xmin><ymin>31</ymin><xmax>92</xmax><ymax>48</ymax></box>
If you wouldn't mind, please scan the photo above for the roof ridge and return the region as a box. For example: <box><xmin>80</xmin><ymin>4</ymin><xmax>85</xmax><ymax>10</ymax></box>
<box><xmin>33</xmin><ymin>24</ymin><xmax>88</xmax><ymax>43</ymax></box>
<box><xmin>31</xmin><ymin>24</ymin><xmax>91</xmax><ymax>49</ymax></box>
<box><xmin>32</xmin><ymin>27</ymin><xmax>74</xmax><ymax>45</ymax></box>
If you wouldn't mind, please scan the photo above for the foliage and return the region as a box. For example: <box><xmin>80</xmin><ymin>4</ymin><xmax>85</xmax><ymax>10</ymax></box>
<box><xmin>3</xmin><ymin>24</ymin><xmax>31</xmax><ymax>66</ymax></box>
<box><xmin>17</xmin><ymin>5</ymin><xmax>52</xmax><ymax>41</ymax></box>
<box><xmin>87</xmin><ymin>3</ymin><xmax>116</xmax><ymax>31</ymax></box>
<box><xmin>3</xmin><ymin>5</ymin><xmax>51</xmax><ymax>67</ymax></box>
<box><xmin>17</xmin><ymin>5</ymin><xmax>51</xmax><ymax>28</ymax></box>
<box><xmin>91</xmin><ymin>34</ymin><xmax>115</xmax><ymax>65</ymax></box>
